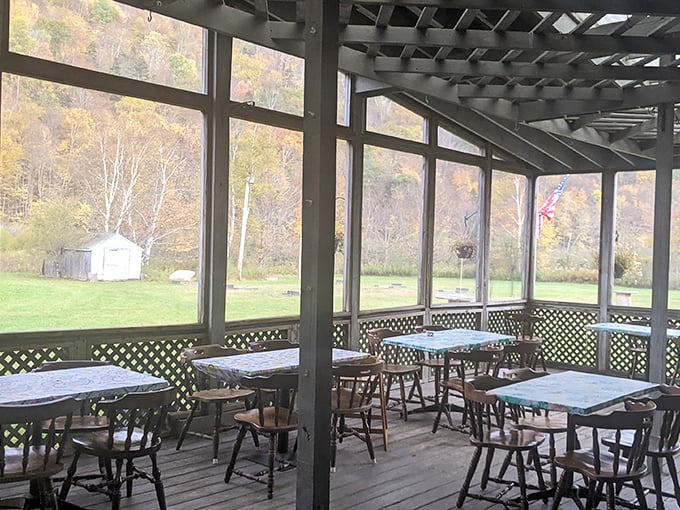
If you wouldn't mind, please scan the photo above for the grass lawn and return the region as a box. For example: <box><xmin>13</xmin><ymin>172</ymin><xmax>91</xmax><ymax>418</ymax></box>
<box><xmin>1</xmin><ymin>272</ymin><xmax>677</xmax><ymax>333</ymax></box>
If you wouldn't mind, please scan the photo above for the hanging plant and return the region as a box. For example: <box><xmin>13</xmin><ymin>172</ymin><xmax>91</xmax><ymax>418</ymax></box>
<box><xmin>453</xmin><ymin>238</ymin><xmax>476</xmax><ymax>259</ymax></box>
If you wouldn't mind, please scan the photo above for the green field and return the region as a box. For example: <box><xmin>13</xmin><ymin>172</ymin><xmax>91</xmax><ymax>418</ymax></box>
<box><xmin>0</xmin><ymin>272</ymin><xmax>677</xmax><ymax>333</ymax></box>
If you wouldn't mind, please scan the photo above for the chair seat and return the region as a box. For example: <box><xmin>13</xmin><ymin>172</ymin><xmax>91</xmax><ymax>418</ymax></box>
<box><xmin>189</xmin><ymin>387</ymin><xmax>254</xmax><ymax>403</ymax></box>
<box><xmin>439</xmin><ymin>377</ymin><xmax>464</xmax><ymax>392</ymax></box>
<box><xmin>470</xmin><ymin>429</ymin><xmax>545</xmax><ymax>450</ymax></box>
<box><xmin>555</xmin><ymin>449</ymin><xmax>648</xmax><ymax>481</ymax></box>
<box><xmin>384</xmin><ymin>363</ymin><xmax>420</xmax><ymax>375</ymax></box>
<box><xmin>512</xmin><ymin>414</ymin><xmax>569</xmax><ymax>433</ymax></box>
<box><xmin>45</xmin><ymin>415</ymin><xmax>110</xmax><ymax>432</ymax></box>
<box><xmin>331</xmin><ymin>388</ymin><xmax>372</xmax><ymax>413</ymax></box>
<box><xmin>1</xmin><ymin>447</ymin><xmax>63</xmax><ymax>482</ymax></box>
<box><xmin>234</xmin><ymin>407</ymin><xmax>298</xmax><ymax>432</ymax></box>
<box><xmin>602</xmin><ymin>430</ymin><xmax>680</xmax><ymax>456</ymax></box>
<box><xmin>627</xmin><ymin>346</ymin><xmax>647</xmax><ymax>354</ymax></box>
<box><xmin>72</xmin><ymin>429</ymin><xmax>162</xmax><ymax>458</ymax></box>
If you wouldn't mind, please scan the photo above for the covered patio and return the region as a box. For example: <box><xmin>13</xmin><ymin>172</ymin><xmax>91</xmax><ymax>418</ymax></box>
<box><xmin>2</xmin><ymin>1</ymin><xmax>680</xmax><ymax>508</ymax></box>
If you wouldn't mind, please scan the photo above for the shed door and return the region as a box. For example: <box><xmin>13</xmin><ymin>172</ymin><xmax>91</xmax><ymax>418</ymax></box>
<box><xmin>102</xmin><ymin>248</ymin><xmax>131</xmax><ymax>281</ymax></box>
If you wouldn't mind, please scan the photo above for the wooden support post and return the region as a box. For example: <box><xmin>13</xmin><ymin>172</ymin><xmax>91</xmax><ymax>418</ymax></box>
<box><xmin>597</xmin><ymin>170</ymin><xmax>616</xmax><ymax>373</ymax></box>
<box><xmin>297</xmin><ymin>1</ymin><xmax>339</xmax><ymax>508</ymax></box>
<box><xmin>649</xmin><ymin>102</ymin><xmax>674</xmax><ymax>384</ymax></box>
<box><xmin>202</xmin><ymin>33</ymin><xmax>231</xmax><ymax>345</ymax></box>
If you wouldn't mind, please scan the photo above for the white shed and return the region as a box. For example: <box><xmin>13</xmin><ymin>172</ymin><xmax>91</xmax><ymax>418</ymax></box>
<box><xmin>53</xmin><ymin>233</ymin><xmax>143</xmax><ymax>281</ymax></box>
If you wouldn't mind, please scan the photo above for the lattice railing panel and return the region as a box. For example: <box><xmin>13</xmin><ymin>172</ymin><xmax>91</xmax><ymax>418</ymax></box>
<box><xmin>358</xmin><ymin>315</ymin><xmax>421</xmax><ymax>366</ymax></box>
<box><xmin>224</xmin><ymin>328</ymin><xmax>290</xmax><ymax>350</ymax></box>
<box><xmin>92</xmin><ymin>337</ymin><xmax>195</xmax><ymax>410</ymax></box>
<box><xmin>431</xmin><ymin>311</ymin><xmax>480</xmax><ymax>330</ymax></box>
<box><xmin>533</xmin><ymin>307</ymin><xmax>599</xmax><ymax>369</ymax></box>
<box><xmin>333</xmin><ymin>322</ymin><xmax>349</xmax><ymax>348</ymax></box>
<box><xmin>0</xmin><ymin>347</ymin><xmax>65</xmax><ymax>375</ymax></box>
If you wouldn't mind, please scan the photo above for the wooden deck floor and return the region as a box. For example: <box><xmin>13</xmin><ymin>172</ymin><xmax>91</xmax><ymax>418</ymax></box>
<box><xmin>2</xmin><ymin>386</ymin><xmax>678</xmax><ymax>509</ymax></box>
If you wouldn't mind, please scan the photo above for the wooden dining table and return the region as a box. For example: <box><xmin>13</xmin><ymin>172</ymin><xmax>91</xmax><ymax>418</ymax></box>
<box><xmin>382</xmin><ymin>329</ymin><xmax>515</xmax><ymax>421</ymax></box>
<box><xmin>0</xmin><ymin>365</ymin><xmax>169</xmax><ymax>405</ymax></box>
<box><xmin>0</xmin><ymin>365</ymin><xmax>169</xmax><ymax>510</ymax></box>
<box><xmin>192</xmin><ymin>347</ymin><xmax>369</xmax><ymax>459</ymax></box>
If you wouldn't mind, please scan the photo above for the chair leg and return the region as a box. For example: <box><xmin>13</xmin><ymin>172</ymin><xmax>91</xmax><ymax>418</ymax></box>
<box><xmin>651</xmin><ymin>456</ymin><xmax>664</xmax><ymax>510</ymax></box>
<box><xmin>456</xmin><ymin>446</ymin><xmax>482</xmax><ymax>508</ymax></box>
<box><xmin>378</xmin><ymin>374</ymin><xmax>388</xmax><ymax>451</ymax></box>
<box><xmin>530</xmin><ymin>447</ymin><xmax>548</xmax><ymax>504</ymax></box>
<box><xmin>59</xmin><ymin>450</ymin><xmax>81</xmax><ymax>500</ymax></box>
<box><xmin>267</xmin><ymin>433</ymin><xmax>276</xmax><ymax>499</ymax></box>
<box><xmin>632</xmin><ymin>478</ymin><xmax>648</xmax><ymax>510</ymax></box>
<box><xmin>497</xmin><ymin>450</ymin><xmax>513</xmax><ymax>481</ymax></box>
<box><xmin>666</xmin><ymin>455</ymin><xmax>680</xmax><ymax>505</ymax></box>
<box><xmin>398</xmin><ymin>377</ymin><xmax>409</xmax><ymax>421</ymax></box>
<box><xmin>150</xmin><ymin>453</ymin><xmax>167</xmax><ymax>510</ymax></box>
<box><xmin>551</xmin><ymin>469</ymin><xmax>567</xmax><ymax>510</ymax></box>
<box><xmin>225</xmin><ymin>425</ymin><xmax>248</xmax><ymax>483</ymax></box>
<box><xmin>112</xmin><ymin>459</ymin><xmax>124</xmax><ymax>510</ymax></box>
<box><xmin>361</xmin><ymin>411</ymin><xmax>376</xmax><ymax>464</ymax></box>
<box><xmin>480</xmin><ymin>447</ymin><xmax>495</xmax><ymax>490</ymax></box>
<box><xmin>176</xmin><ymin>400</ymin><xmax>199</xmax><ymax>451</ymax></box>
<box><xmin>212</xmin><ymin>402</ymin><xmax>223</xmax><ymax>464</ymax></box>
<box><xmin>330</xmin><ymin>414</ymin><xmax>339</xmax><ymax>472</ymax></box>
<box><xmin>125</xmin><ymin>459</ymin><xmax>134</xmax><ymax>497</ymax></box>
<box><xmin>515</xmin><ymin>450</ymin><xmax>529</xmax><ymax>510</ymax></box>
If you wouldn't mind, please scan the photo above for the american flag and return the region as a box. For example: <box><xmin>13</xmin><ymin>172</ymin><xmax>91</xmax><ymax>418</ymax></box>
<box><xmin>537</xmin><ymin>175</ymin><xmax>569</xmax><ymax>237</ymax></box>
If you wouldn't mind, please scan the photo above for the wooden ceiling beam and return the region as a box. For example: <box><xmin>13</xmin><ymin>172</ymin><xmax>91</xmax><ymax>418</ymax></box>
<box><xmin>270</xmin><ymin>24</ymin><xmax>680</xmax><ymax>56</ymax></box>
<box><xmin>373</xmin><ymin>57</ymin><xmax>680</xmax><ymax>82</ymax></box>
<box><xmin>339</xmin><ymin>0</ymin><xmax>680</xmax><ymax>17</ymax></box>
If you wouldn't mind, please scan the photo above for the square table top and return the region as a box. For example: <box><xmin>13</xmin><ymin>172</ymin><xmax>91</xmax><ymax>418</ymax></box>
<box><xmin>489</xmin><ymin>370</ymin><xmax>658</xmax><ymax>415</ymax></box>
<box><xmin>192</xmin><ymin>347</ymin><xmax>369</xmax><ymax>385</ymax></box>
<box><xmin>0</xmin><ymin>365</ymin><xmax>169</xmax><ymax>406</ymax></box>
<box><xmin>585</xmin><ymin>322</ymin><xmax>680</xmax><ymax>338</ymax></box>
<box><xmin>382</xmin><ymin>329</ymin><xmax>515</xmax><ymax>354</ymax></box>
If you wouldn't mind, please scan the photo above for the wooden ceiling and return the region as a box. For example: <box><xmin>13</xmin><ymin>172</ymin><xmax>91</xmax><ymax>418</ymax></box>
<box><xmin>125</xmin><ymin>0</ymin><xmax>680</xmax><ymax>174</ymax></box>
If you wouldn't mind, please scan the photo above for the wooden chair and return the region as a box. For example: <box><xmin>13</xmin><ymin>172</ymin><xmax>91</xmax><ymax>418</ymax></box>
<box><xmin>500</xmin><ymin>367</ymin><xmax>568</xmax><ymax>488</ymax></box>
<box><xmin>601</xmin><ymin>386</ymin><xmax>680</xmax><ymax>510</ymax></box>
<box><xmin>225</xmin><ymin>373</ymin><xmax>298</xmax><ymax>500</ymax></box>
<box><xmin>432</xmin><ymin>346</ymin><xmax>504</xmax><ymax>433</ymax></box>
<box><xmin>552</xmin><ymin>399</ymin><xmax>655</xmax><ymax>510</ymax></box>
<box><xmin>32</xmin><ymin>360</ymin><xmax>112</xmax><ymax>433</ymax></box>
<box><xmin>456</xmin><ymin>375</ymin><xmax>547</xmax><ymax>509</ymax></box>
<box><xmin>330</xmin><ymin>358</ymin><xmax>384</xmax><ymax>471</ymax></box>
<box><xmin>500</xmin><ymin>312</ymin><xmax>547</xmax><ymax>371</ymax></box>
<box><xmin>413</xmin><ymin>324</ymin><xmax>456</xmax><ymax>405</ymax></box>
<box><xmin>366</xmin><ymin>328</ymin><xmax>425</xmax><ymax>422</ymax></box>
<box><xmin>247</xmin><ymin>340</ymin><xmax>297</xmax><ymax>352</ymax></box>
<box><xmin>176</xmin><ymin>344</ymin><xmax>255</xmax><ymax>463</ymax></box>
<box><xmin>0</xmin><ymin>397</ymin><xmax>80</xmax><ymax>510</ymax></box>
<box><xmin>59</xmin><ymin>386</ymin><xmax>176</xmax><ymax>510</ymax></box>
<box><xmin>625</xmin><ymin>319</ymin><xmax>651</xmax><ymax>380</ymax></box>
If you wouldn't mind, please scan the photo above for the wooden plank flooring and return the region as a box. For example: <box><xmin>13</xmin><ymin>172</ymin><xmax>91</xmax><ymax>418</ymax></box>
<box><xmin>2</xmin><ymin>385</ymin><xmax>679</xmax><ymax>509</ymax></box>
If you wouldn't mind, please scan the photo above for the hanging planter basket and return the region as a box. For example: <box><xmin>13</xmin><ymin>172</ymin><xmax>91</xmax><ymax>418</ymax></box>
<box><xmin>455</xmin><ymin>244</ymin><xmax>475</xmax><ymax>259</ymax></box>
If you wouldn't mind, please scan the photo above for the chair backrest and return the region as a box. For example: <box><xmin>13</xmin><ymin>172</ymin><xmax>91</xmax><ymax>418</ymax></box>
<box><xmin>240</xmin><ymin>374</ymin><xmax>299</xmax><ymax>428</ymax></box>
<box><xmin>97</xmin><ymin>386</ymin><xmax>176</xmax><ymax>452</ymax></box>
<box><xmin>0</xmin><ymin>397</ymin><xmax>81</xmax><ymax>479</ymax></box>
<box><xmin>463</xmin><ymin>376</ymin><xmax>514</xmax><ymax>439</ymax></box>
<box><xmin>32</xmin><ymin>360</ymin><xmax>112</xmax><ymax>372</ymax></box>
<box><xmin>366</xmin><ymin>328</ymin><xmax>403</xmax><ymax>363</ymax></box>
<box><xmin>449</xmin><ymin>347</ymin><xmax>504</xmax><ymax>378</ymax></box>
<box><xmin>504</xmin><ymin>312</ymin><xmax>544</xmax><ymax>340</ymax></box>
<box><xmin>572</xmin><ymin>399</ymin><xmax>655</xmax><ymax>476</ymax></box>
<box><xmin>247</xmin><ymin>340</ymin><xmax>297</xmax><ymax>352</ymax></box>
<box><xmin>332</xmin><ymin>359</ymin><xmax>384</xmax><ymax>412</ymax></box>
<box><xmin>414</xmin><ymin>324</ymin><xmax>447</xmax><ymax>333</ymax></box>
<box><xmin>631</xmin><ymin>385</ymin><xmax>680</xmax><ymax>453</ymax></box>
<box><xmin>180</xmin><ymin>345</ymin><xmax>246</xmax><ymax>393</ymax></box>
<box><xmin>503</xmin><ymin>367</ymin><xmax>548</xmax><ymax>382</ymax></box>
